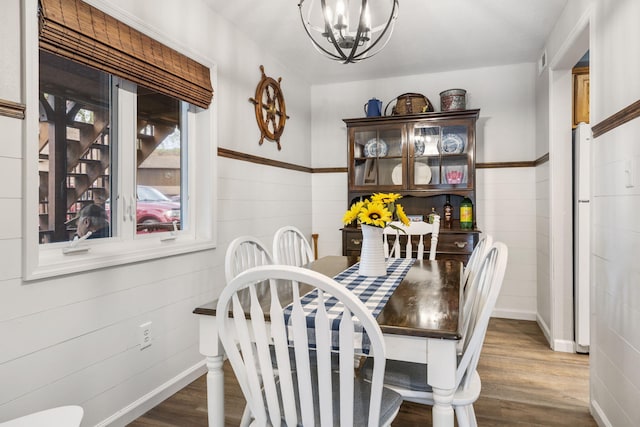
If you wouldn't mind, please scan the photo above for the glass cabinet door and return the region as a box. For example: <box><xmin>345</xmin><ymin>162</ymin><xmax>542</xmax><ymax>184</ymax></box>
<box><xmin>411</xmin><ymin>124</ymin><xmax>440</xmax><ymax>186</ymax></box>
<box><xmin>410</xmin><ymin>121</ymin><xmax>472</xmax><ymax>189</ymax></box>
<box><xmin>440</xmin><ymin>124</ymin><xmax>470</xmax><ymax>187</ymax></box>
<box><xmin>351</xmin><ymin>125</ymin><xmax>404</xmax><ymax>188</ymax></box>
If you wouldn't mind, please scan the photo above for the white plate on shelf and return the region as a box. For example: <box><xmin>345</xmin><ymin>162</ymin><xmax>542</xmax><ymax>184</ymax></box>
<box><xmin>441</xmin><ymin>134</ymin><xmax>464</xmax><ymax>154</ymax></box>
<box><xmin>415</xmin><ymin>162</ymin><xmax>432</xmax><ymax>184</ymax></box>
<box><xmin>392</xmin><ymin>162</ymin><xmax>432</xmax><ymax>185</ymax></box>
<box><xmin>391</xmin><ymin>163</ymin><xmax>403</xmax><ymax>185</ymax></box>
<box><xmin>364</xmin><ymin>139</ymin><xmax>388</xmax><ymax>157</ymax></box>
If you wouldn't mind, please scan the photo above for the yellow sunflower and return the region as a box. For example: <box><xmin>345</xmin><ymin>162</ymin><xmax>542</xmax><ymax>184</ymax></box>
<box><xmin>371</xmin><ymin>192</ymin><xmax>402</xmax><ymax>205</ymax></box>
<box><xmin>358</xmin><ymin>202</ymin><xmax>392</xmax><ymax>228</ymax></box>
<box><xmin>395</xmin><ymin>204</ymin><xmax>410</xmax><ymax>226</ymax></box>
<box><xmin>342</xmin><ymin>201</ymin><xmax>364</xmax><ymax>225</ymax></box>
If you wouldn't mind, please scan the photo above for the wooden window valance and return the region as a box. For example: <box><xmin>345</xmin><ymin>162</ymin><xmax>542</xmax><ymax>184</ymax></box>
<box><xmin>38</xmin><ymin>0</ymin><xmax>213</xmax><ymax>109</ymax></box>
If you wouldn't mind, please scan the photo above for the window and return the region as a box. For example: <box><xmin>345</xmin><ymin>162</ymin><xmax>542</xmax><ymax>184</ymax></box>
<box><xmin>38</xmin><ymin>51</ymin><xmax>189</xmax><ymax>243</ymax></box>
<box><xmin>38</xmin><ymin>50</ymin><xmax>114</xmax><ymax>243</ymax></box>
<box><xmin>25</xmin><ymin>0</ymin><xmax>217</xmax><ymax>279</ymax></box>
<box><xmin>135</xmin><ymin>88</ymin><xmax>187</xmax><ymax>235</ymax></box>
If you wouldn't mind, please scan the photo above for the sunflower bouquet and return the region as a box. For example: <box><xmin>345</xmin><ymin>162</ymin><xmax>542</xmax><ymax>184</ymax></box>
<box><xmin>342</xmin><ymin>192</ymin><xmax>410</xmax><ymax>229</ymax></box>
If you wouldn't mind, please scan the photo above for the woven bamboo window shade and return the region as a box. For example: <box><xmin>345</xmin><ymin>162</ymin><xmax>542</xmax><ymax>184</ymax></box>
<box><xmin>39</xmin><ymin>0</ymin><xmax>213</xmax><ymax>109</ymax></box>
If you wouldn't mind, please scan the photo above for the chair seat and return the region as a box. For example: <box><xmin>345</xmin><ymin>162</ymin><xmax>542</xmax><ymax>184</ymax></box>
<box><xmin>0</xmin><ymin>406</ymin><xmax>83</xmax><ymax>427</ymax></box>
<box><xmin>361</xmin><ymin>358</ymin><xmax>429</xmax><ymax>392</ymax></box>
<box><xmin>360</xmin><ymin>356</ymin><xmax>462</xmax><ymax>393</ymax></box>
<box><xmin>360</xmin><ymin>358</ymin><xmax>481</xmax><ymax>406</ymax></box>
<box><xmin>269</xmin><ymin>371</ymin><xmax>402</xmax><ymax>426</ymax></box>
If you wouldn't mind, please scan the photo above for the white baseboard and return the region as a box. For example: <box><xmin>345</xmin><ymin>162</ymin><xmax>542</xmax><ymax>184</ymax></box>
<box><xmin>552</xmin><ymin>339</ymin><xmax>575</xmax><ymax>353</ymax></box>
<box><xmin>533</xmin><ymin>313</ymin><xmax>577</xmax><ymax>353</ymax></box>
<box><xmin>96</xmin><ymin>359</ymin><xmax>207</xmax><ymax>427</ymax></box>
<box><xmin>536</xmin><ymin>313</ymin><xmax>552</xmax><ymax>347</ymax></box>
<box><xmin>492</xmin><ymin>308</ymin><xmax>537</xmax><ymax>321</ymax></box>
<box><xmin>591</xmin><ymin>400</ymin><xmax>613</xmax><ymax>427</ymax></box>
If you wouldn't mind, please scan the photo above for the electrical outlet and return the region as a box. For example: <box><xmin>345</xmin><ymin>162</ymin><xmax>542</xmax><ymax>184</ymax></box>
<box><xmin>139</xmin><ymin>322</ymin><xmax>152</xmax><ymax>350</ymax></box>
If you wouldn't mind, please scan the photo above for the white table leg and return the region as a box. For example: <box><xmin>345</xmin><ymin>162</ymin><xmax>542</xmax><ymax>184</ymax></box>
<box><xmin>198</xmin><ymin>315</ymin><xmax>223</xmax><ymax>426</ymax></box>
<box><xmin>431</xmin><ymin>387</ymin><xmax>456</xmax><ymax>427</ymax></box>
<box><xmin>206</xmin><ymin>355</ymin><xmax>225</xmax><ymax>426</ymax></box>
<box><xmin>427</xmin><ymin>339</ymin><xmax>458</xmax><ymax>427</ymax></box>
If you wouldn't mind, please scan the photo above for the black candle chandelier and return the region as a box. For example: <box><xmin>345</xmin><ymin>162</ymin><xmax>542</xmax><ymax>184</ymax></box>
<box><xmin>298</xmin><ymin>0</ymin><xmax>399</xmax><ymax>64</ymax></box>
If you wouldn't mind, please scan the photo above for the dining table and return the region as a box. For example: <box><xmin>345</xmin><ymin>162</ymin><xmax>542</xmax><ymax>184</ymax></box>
<box><xmin>193</xmin><ymin>255</ymin><xmax>463</xmax><ymax>427</ymax></box>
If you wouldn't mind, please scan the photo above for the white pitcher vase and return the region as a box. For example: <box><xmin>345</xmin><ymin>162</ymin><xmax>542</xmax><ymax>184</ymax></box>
<box><xmin>358</xmin><ymin>224</ymin><xmax>387</xmax><ymax>277</ymax></box>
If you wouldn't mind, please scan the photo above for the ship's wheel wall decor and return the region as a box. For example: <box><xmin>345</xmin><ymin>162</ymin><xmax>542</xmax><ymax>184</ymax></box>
<box><xmin>249</xmin><ymin>65</ymin><xmax>289</xmax><ymax>150</ymax></box>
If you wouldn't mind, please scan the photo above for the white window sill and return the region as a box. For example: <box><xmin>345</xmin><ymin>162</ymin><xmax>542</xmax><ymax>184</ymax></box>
<box><xmin>26</xmin><ymin>236</ymin><xmax>216</xmax><ymax>281</ymax></box>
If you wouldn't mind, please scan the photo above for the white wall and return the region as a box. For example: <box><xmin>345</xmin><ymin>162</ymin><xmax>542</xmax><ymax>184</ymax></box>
<box><xmin>0</xmin><ymin>0</ymin><xmax>313</xmax><ymax>425</ymax></box>
<box><xmin>590</xmin><ymin>0</ymin><xmax>640</xmax><ymax>424</ymax></box>
<box><xmin>311</xmin><ymin>63</ymin><xmax>539</xmax><ymax>319</ymax></box>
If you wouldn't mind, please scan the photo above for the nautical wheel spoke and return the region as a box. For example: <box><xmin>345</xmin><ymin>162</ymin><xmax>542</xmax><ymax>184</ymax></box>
<box><xmin>249</xmin><ymin>65</ymin><xmax>287</xmax><ymax>150</ymax></box>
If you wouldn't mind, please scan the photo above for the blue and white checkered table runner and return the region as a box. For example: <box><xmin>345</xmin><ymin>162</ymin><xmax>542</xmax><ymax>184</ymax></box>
<box><xmin>284</xmin><ymin>258</ymin><xmax>415</xmax><ymax>354</ymax></box>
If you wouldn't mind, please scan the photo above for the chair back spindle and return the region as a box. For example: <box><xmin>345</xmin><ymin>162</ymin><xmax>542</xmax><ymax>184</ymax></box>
<box><xmin>383</xmin><ymin>218</ymin><xmax>440</xmax><ymax>260</ymax></box>
<box><xmin>273</xmin><ymin>226</ymin><xmax>314</xmax><ymax>266</ymax></box>
<box><xmin>225</xmin><ymin>236</ymin><xmax>273</xmax><ymax>282</ymax></box>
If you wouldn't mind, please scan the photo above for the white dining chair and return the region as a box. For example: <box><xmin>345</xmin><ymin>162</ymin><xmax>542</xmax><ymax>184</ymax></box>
<box><xmin>272</xmin><ymin>225</ymin><xmax>314</xmax><ymax>266</ymax></box>
<box><xmin>217</xmin><ymin>265</ymin><xmax>403</xmax><ymax>427</ymax></box>
<box><xmin>383</xmin><ymin>217</ymin><xmax>440</xmax><ymax>260</ymax></box>
<box><xmin>0</xmin><ymin>406</ymin><xmax>83</xmax><ymax>427</ymax></box>
<box><xmin>459</xmin><ymin>234</ymin><xmax>493</xmax><ymax>352</ymax></box>
<box><xmin>462</xmin><ymin>234</ymin><xmax>494</xmax><ymax>294</ymax></box>
<box><xmin>224</xmin><ymin>235</ymin><xmax>273</xmax><ymax>282</ymax></box>
<box><xmin>361</xmin><ymin>242</ymin><xmax>508</xmax><ymax>427</ymax></box>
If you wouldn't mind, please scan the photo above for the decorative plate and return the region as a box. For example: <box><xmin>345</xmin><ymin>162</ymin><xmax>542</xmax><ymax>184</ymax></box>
<box><xmin>441</xmin><ymin>134</ymin><xmax>464</xmax><ymax>154</ymax></box>
<box><xmin>364</xmin><ymin>139</ymin><xmax>388</xmax><ymax>157</ymax></box>
<box><xmin>414</xmin><ymin>162</ymin><xmax>432</xmax><ymax>185</ymax></box>
<box><xmin>444</xmin><ymin>166</ymin><xmax>465</xmax><ymax>184</ymax></box>
<box><xmin>391</xmin><ymin>163</ymin><xmax>403</xmax><ymax>185</ymax></box>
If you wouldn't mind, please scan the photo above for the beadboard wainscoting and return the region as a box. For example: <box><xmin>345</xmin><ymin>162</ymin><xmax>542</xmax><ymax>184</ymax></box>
<box><xmin>476</xmin><ymin>167</ymin><xmax>538</xmax><ymax>320</ymax></box>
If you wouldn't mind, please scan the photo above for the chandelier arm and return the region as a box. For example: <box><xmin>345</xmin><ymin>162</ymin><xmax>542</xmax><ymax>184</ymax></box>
<box><xmin>351</xmin><ymin>0</ymin><xmax>398</xmax><ymax>61</ymax></box>
<box><xmin>319</xmin><ymin>0</ymin><xmax>350</xmax><ymax>62</ymax></box>
<box><xmin>343</xmin><ymin>0</ymin><xmax>369</xmax><ymax>63</ymax></box>
<box><xmin>298</xmin><ymin>1</ymin><xmax>348</xmax><ymax>61</ymax></box>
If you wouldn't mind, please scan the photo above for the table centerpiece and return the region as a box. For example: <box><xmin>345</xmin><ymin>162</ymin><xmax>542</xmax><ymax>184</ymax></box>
<box><xmin>342</xmin><ymin>192</ymin><xmax>410</xmax><ymax>276</ymax></box>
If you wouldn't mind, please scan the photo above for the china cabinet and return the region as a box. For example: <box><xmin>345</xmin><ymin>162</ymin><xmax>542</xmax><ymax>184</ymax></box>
<box><xmin>342</xmin><ymin>109</ymin><xmax>480</xmax><ymax>263</ymax></box>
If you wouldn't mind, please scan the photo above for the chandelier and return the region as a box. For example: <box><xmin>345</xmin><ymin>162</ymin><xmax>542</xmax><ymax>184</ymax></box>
<box><xmin>298</xmin><ymin>0</ymin><xmax>399</xmax><ymax>64</ymax></box>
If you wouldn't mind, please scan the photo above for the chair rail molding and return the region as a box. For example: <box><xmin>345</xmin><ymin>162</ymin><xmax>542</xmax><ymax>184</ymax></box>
<box><xmin>218</xmin><ymin>147</ymin><xmax>549</xmax><ymax>173</ymax></box>
<box><xmin>592</xmin><ymin>99</ymin><xmax>640</xmax><ymax>138</ymax></box>
<box><xmin>0</xmin><ymin>98</ymin><xmax>26</xmax><ymax>119</ymax></box>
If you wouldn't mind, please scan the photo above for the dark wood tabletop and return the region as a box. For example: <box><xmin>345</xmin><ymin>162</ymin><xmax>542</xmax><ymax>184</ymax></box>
<box><xmin>194</xmin><ymin>255</ymin><xmax>462</xmax><ymax>340</ymax></box>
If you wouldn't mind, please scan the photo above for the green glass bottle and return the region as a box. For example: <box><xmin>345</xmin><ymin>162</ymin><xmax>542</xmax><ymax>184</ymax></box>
<box><xmin>428</xmin><ymin>207</ymin><xmax>437</xmax><ymax>224</ymax></box>
<box><xmin>460</xmin><ymin>197</ymin><xmax>473</xmax><ymax>229</ymax></box>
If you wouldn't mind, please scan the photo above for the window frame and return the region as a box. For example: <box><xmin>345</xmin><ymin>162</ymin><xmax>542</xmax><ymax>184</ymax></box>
<box><xmin>23</xmin><ymin>0</ymin><xmax>217</xmax><ymax>281</ymax></box>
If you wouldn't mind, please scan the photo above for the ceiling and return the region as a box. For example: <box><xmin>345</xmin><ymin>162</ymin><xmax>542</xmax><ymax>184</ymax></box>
<box><xmin>202</xmin><ymin>0</ymin><xmax>568</xmax><ymax>85</ymax></box>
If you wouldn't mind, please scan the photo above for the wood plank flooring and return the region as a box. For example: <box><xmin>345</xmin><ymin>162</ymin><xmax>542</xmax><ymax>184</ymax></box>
<box><xmin>128</xmin><ymin>318</ymin><xmax>596</xmax><ymax>426</ymax></box>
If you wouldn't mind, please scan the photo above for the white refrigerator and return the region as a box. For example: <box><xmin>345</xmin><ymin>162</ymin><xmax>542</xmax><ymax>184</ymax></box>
<box><xmin>573</xmin><ymin>122</ymin><xmax>591</xmax><ymax>353</ymax></box>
